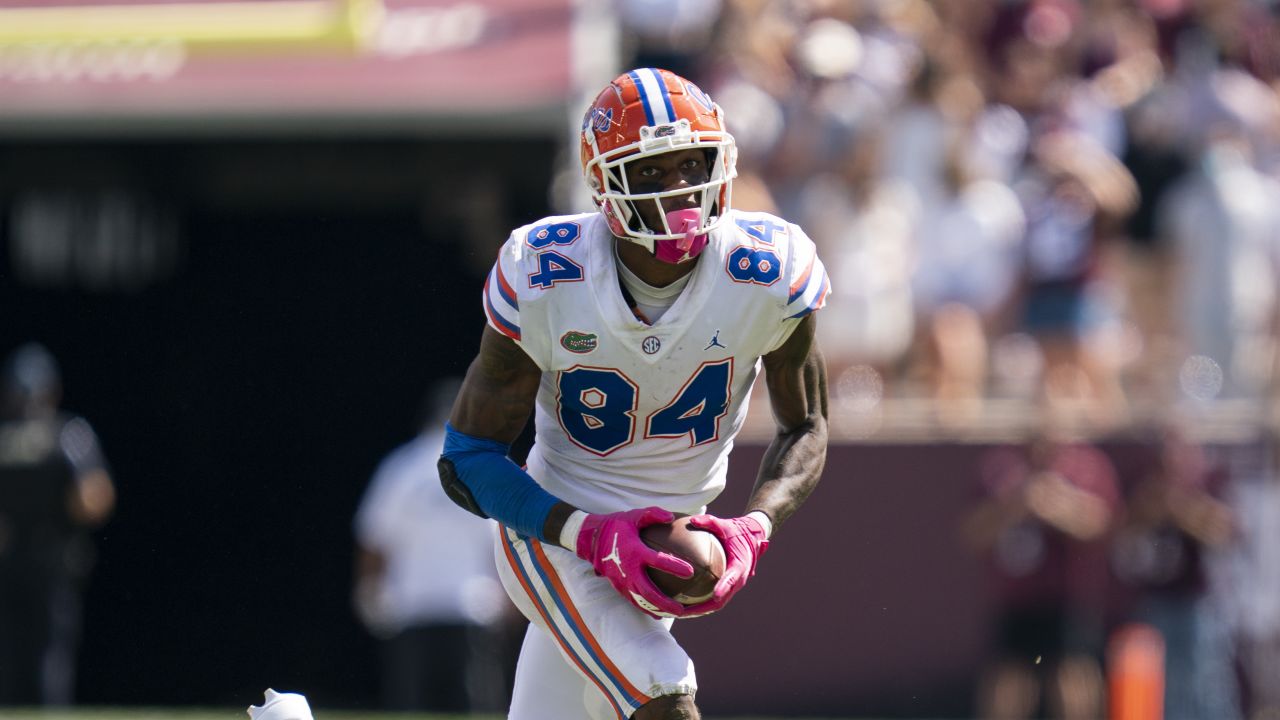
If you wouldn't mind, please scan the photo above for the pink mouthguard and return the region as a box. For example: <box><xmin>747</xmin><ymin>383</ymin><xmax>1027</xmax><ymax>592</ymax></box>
<box><xmin>655</xmin><ymin>208</ymin><xmax>708</xmax><ymax>263</ymax></box>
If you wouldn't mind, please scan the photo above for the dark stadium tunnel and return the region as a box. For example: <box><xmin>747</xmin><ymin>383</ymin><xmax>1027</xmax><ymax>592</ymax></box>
<box><xmin>0</xmin><ymin>135</ymin><xmax>557</xmax><ymax>707</ymax></box>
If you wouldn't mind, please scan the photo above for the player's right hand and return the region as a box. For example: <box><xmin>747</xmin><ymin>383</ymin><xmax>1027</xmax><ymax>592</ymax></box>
<box><xmin>574</xmin><ymin>507</ymin><xmax>694</xmax><ymax>618</ymax></box>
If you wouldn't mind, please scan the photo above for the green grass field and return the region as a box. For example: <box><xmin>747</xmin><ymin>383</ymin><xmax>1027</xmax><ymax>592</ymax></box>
<box><xmin>0</xmin><ymin>707</ymin><xmax>491</xmax><ymax>712</ymax></box>
<box><xmin>0</xmin><ymin>707</ymin><xmax>870</xmax><ymax>712</ymax></box>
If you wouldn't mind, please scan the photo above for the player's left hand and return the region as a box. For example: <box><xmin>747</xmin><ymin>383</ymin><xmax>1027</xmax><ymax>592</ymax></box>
<box><xmin>680</xmin><ymin>513</ymin><xmax>769</xmax><ymax>616</ymax></box>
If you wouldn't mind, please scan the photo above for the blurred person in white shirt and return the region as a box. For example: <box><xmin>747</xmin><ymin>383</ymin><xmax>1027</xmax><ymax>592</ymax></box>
<box><xmin>913</xmin><ymin>137</ymin><xmax>1027</xmax><ymax>426</ymax></box>
<box><xmin>1158</xmin><ymin>120</ymin><xmax>1280</xmax><ymax>401</ymax></box>
<box><xmin>352</xmin><ymin>378</ymin><xmax>513</xmax><ymax>712</ymax></box>
<box><xmin>881</xmin><ymin>57</ymin><xmax>1028</xmax><ymax>424</ymax></box>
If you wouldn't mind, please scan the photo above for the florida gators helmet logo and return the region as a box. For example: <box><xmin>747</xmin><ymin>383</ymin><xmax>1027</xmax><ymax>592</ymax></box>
<box><xmin>587</xmin><ymin>107</ymin><xmax>613</xmax><ymax>134</ymax></box>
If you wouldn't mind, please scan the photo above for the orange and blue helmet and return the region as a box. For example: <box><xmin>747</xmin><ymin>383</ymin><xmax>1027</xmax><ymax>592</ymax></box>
<box><xmin>580</xmin><ymin>68</ymin><xmax>737</xmax><ymax>261</ymax></box>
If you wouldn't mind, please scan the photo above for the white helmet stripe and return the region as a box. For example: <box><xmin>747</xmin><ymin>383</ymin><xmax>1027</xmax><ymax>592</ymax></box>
<box><xmin>628</xmin><ymin>68</ymin><xmax>674</xmax><ymax>126</ymax></box>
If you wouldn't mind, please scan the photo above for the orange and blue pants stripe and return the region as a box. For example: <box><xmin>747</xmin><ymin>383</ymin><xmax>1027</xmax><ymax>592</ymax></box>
<box><xmin>499</xmin><ymin>525</ymin><xmax>652</xmax><ymax>718</ymax></box>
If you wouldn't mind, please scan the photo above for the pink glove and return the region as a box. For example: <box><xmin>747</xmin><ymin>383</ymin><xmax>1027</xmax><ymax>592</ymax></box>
<box><xmin>682</xmin><ymin>514</ymin><xmax>769</xmax><ymax>616</ymax></box>
<box><xmin>575</xmin><ymin>507</ymin><xmax>694</xmax><ymax>618</ymax></box>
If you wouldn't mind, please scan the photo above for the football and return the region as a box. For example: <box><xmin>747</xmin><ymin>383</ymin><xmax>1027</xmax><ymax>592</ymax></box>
<box><xmin>640</xmin><ymin>516</ymin><xmax>726</xmax><ymax>604</ymax></box>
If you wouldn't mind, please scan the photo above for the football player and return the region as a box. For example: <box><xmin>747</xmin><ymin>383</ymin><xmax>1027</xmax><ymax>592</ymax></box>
<box><xmin>439</xmin><ymin>67</ymin><xmax>830</xmax><ymax>720</ymax></box>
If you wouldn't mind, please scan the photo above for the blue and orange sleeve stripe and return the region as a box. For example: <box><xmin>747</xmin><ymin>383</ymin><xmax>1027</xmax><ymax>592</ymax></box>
<box><xmin>483</xmin><ymin>259</ymin><xmax>521</xmax><ymax>341</ymax></box>
<box><xmin>785</xmin><ymin>253</ymin><xmax>830</xmax><ymax>319</ymax></box>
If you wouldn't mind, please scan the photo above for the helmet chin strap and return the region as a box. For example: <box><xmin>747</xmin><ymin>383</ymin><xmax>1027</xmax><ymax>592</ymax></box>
<box><xmin>653</xmin><ymin>208</ymin><xmax>708</xmax><ymax>264</ymax></box>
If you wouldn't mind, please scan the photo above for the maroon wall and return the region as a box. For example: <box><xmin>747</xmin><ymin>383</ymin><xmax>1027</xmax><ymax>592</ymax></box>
<box><xmin>676</xmin><ymin>439</ymin><xmax>1174</xmax><ymax>717</ymax></box>
<box><xmin>677</xmin><ymin>443</ymin><xmax>993</xmax><ymax>716</ymax></box>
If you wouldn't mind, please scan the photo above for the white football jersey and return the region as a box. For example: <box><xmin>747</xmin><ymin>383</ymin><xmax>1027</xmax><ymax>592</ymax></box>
<box><xmin>482</xmin><ymin>210</ymin><xmax>829</xmax><ymax>515</ymax></box>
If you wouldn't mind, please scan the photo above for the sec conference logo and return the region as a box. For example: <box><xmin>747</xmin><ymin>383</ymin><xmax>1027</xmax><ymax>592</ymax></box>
<box><xmin>642</xmin><ymin>336</ymin><xmax>661</xmax><ymax>355</ymax></box>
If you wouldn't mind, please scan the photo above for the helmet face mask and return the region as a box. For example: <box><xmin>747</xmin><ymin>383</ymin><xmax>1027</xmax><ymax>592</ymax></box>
<box><xmin>581</xmin><ymin>68</ymin><xmax>737</xmax><ymax>262</ymax></box>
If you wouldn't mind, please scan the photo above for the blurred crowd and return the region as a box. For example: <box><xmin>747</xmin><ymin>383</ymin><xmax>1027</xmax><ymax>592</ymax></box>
<box><xmin>614</xmin><ymin>0</ymin><xmax>1280</xmax><ymax>434</ymax></box>
<box><xmin>610</xmin><ymin>1</ymin><xmax>1280</xmax><ymax>718</ymax></box>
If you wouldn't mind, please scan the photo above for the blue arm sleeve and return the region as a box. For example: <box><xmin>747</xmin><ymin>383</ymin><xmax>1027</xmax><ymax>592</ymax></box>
<box><xmin>440</xmin><ymin>422</ymin><xmax>563</xmax><ymax>543</ymax></box>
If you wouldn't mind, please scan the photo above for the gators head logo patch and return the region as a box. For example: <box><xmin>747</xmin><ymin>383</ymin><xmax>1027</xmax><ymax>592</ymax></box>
<box><xmin>560</xmin><ymin>331</ymin><xmax>598</xmax><ymax>354</ymax></box>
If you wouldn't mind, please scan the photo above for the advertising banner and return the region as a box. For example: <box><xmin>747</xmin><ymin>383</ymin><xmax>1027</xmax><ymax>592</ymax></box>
<box><xmin>0</xmin><ymin>0</ymin><xmax>577</xmax><ymax>128</ymax></box>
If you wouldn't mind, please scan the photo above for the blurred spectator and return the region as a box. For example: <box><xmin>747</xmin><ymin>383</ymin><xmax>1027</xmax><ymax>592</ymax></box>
<box><xmin>911</xmin><ymin>145</ymin><xmax>1026</xmax><ymax>426</ymax></box>
<box><xmin>1221</xmin><ymin>430</ymin><xmax>1280</xmax><ymax>720</ymax></box>
<box><xmin>615</xmin><ymin>0</ymin><xmax>725</xmax><ymax>84</ymax></box>
<box><xmin>1013</xmin><ymin>130</ymin><xmax>1138</xmax><ymax>427</ymax></box>
<box><xmin>798</xmin><ymin>129</ymin><xmax>915</xmax><ymax>398</ymax></box>
<box><xmin>758</xmin><ymin>14</ymin><xmax>877</xmax><ymax>223</ymax></box>
<box><xmin>964</xmin><ymin>417</ymin><xmax>1120</xmax><ymax>720</ymax></box>
<box><xmin>1157</xmin><ymin>117</ymin><xmax>1280</xmax><ymax>402</ymax></box>
<box><xmin>0</xmin><ymin>342</ymin><xmax>114</xmax><ymax>706</ymax></box>
<box><xmin>1111</xmin><ymin>422</ymin><xmax>1242</xmax><ymax>720</ymax></box>
<box><xmin>1118</xmin><ymin>86</ymin><xmax>1192</xmax><ymax>404</ymax></box>
<box><xmin>352</xmin><ymin>378</ymin><xmax>513</xmax><ymax>713</ymax></box>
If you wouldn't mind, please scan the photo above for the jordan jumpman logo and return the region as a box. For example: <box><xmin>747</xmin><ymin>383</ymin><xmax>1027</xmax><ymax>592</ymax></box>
<box><xmin>705</xmin><ymin>329</ymin><xmax>726</xmax><ymax>350</ymax></box>
<box><xmin>602</xmin><ymin>533</ymin><xmax>626</xmax><ymax>577</ymax></box>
